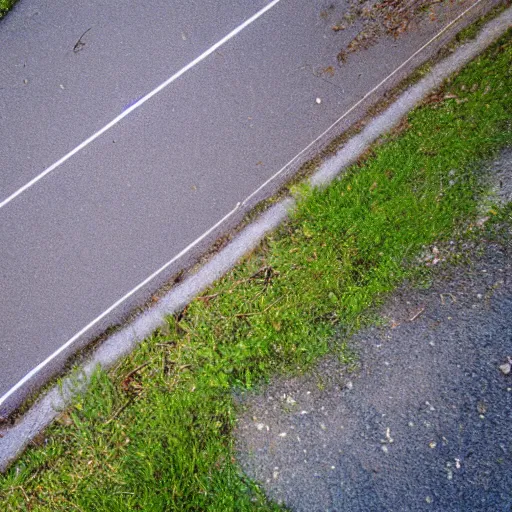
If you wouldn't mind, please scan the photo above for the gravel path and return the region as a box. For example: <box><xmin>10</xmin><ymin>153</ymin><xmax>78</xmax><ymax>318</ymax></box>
<box><xmin>235</xmin><ymin>167</ymin><xmax>512</xmax><ymax>511</ymax></box>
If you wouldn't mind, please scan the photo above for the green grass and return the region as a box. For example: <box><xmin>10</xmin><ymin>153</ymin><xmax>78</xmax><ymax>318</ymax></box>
<box><xmin>1</xmin><ymin>31</ymin><xmax>511</xmax><ymax>512</ymax></box>
<box><xmin>0</xmin><ymin>0</ymin><xmax>17</xmax><ymax>19</ymax></box>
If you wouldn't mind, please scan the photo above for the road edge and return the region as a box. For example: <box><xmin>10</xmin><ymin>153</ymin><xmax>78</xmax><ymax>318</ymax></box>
<box><xmin>0</xmin><ymin>6</ymin><xmax>511</xmax><ymax>473</ymax></box>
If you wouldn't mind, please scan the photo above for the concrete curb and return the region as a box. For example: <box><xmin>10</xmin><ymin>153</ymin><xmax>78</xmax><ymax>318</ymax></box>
<box><xmin>1</xmin><ymin>7</ymin><xmax>510</xmax><ymax>473</ymax></box>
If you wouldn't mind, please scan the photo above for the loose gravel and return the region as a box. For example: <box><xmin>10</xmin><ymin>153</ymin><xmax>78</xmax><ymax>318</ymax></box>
<box><xmin>235</xmin><ymin>155</ymin><xmax>512</xmax><ymax>512</ymax></box>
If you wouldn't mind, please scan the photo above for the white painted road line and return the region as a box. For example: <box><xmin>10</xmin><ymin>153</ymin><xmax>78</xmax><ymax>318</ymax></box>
<box><xmin>2</xmin><ymin>6</ymin><xmax>509</xmax><ymax>470</ymax></box>
<box><xmin>0</xmin><ymin>202</ymin><xmax>241</xmax><ymax>408</ymax></box>
<box><xmin>0</xmin><ymin>0</ymin><xmax>487</xmax><ymax>410</ymax></box>
<box><xmin>0</xmin><ymin>0</ymin><xmax>491</xmax><ymax>410</ymax></box>
<box><xmin>0</xmin><ymin>0</ymin><xmax>281</xmax><ymax>210</ymax></box>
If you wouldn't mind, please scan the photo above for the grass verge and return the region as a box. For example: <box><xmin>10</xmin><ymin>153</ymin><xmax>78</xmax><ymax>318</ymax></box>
<box><xmin>1</xmin><ymin>30</ymin><xmax>511</xmax><ymax>512</ymax></box>
<box><xmin>0</xmin><ymin>0</ymin><xmax>16</xmax><ymax>20</ymax></box>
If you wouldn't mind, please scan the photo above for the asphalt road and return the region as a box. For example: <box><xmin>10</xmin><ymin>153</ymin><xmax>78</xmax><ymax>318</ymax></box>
<box><xmin>236</xmin><ymin>188</ymin><xmax>512</xmax><ymax>511</ymax></box>
<box><xmin>0</xmin><ymin>0</ymin><xmax>497</xmax><ymax>414</ymax></box>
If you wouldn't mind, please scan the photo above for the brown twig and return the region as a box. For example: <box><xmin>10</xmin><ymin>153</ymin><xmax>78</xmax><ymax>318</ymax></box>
<box><xmin>120</xmin><ymin>362</ymin><xmax>149</xmax><ymax>386</ymax></box>
<box><xmin>105</xmin><ymin>393</ymin><xmax>141</xmax><ymax>425</ymax></box>
<box><xmin>440</xmin><ymin>293</ymin><xmax>456</xmax><ymax>305</ymax></box>
<box><xmin>409</xmin><ymin>307</ymin><xmax>425</xmax><ymax>322</ymax></box>
<box><xmin>73</xmin><ymin>27</ymin><xmax>92</xmax><ymax>53</ymax></box>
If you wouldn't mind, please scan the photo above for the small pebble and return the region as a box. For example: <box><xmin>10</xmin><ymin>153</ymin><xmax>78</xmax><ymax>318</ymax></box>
<box><xmin>316</xmin><ymin>97</ymin><xmax>322</xmax><ymax>104</ymax></box>
<box><xmin>499</xmin><ymin>362</ymin><xmax>511</xmax><ymax>375</ymax></box>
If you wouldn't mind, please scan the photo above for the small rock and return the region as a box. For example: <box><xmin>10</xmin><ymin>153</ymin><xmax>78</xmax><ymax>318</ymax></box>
<box><xmin>381</xmin><ymin>445</ymin><xmax>389</xmax><ymax>453</ymax></box>
<box><xmin>315</xmin><ymin>97</ymin><xmax>322</xmax><ymax>104</ymax></box>
<box><xmin>426</xmin><ymin>496</ymin><xmax>433</xmax><ymax>504</ymax></box>
<box><xmin>429</xmin><ymin>441</ymin><xmax>437</xmax><ymax>449</ymax></box>
<box><xmin>278</xmin><ymin>432</ymin><xmax>287</xmax><ymax>438</ymax></box>
<box><xmin>499</xmin><ymin>362</ymin><xmax>511</xmax><ymax>375</ymax></box>
<box><xmin>256</xmin><ymin>423</ymin><xmax>265</xmax><ymax>431</ymax></box>
<box><xmin>346</xmin><ymin>381</ymin><xmax>353</xmax><ymax>390</ymax></box>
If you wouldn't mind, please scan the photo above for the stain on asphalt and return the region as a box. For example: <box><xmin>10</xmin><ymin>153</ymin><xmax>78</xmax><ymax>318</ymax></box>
<box><xmin>235</xmin><ymin>168</ymin><xmax>512</xmax><ymax>510</ymax></box>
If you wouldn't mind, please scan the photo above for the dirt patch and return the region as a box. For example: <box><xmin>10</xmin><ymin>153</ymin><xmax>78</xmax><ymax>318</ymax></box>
<box><xmin>329</xmin><ymin>0</ymin><xmax>473</xmax><ymax>63</ymax></box>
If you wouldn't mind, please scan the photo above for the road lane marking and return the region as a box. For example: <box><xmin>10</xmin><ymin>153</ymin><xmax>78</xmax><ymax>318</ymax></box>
<box><xmin>0</xmin><ymin>0</ymin><xmax>488</xmax><ymax>409</ymax></box>
<box><xmin>0</xmin><ymin>202</ymin><xmax>241</xmax><ymax>408</ymax></box>
<box><xmin>0</xmin><ymin>0</ymin><xmax>281</xmax><ymax>210</ymax></box>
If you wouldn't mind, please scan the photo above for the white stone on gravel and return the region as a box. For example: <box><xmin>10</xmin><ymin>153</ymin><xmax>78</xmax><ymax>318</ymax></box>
<box><xmin>499</xmin><ymin>362</ymin><xmax>511</xmax><ymax>375</ymax></box>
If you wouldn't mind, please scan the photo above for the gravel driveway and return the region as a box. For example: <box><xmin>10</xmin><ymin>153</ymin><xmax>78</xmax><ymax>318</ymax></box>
<box><xmin>235</xmin><ymin>155</ymin><xmax>512</xmax><ymax>511</ymax></box>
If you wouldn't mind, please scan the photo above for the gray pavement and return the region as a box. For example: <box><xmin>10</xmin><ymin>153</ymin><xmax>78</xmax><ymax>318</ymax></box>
<box><xmin>235</xmin><ymin>164</ymin><xmax>512</xmax><ymax>511</ymax></box>
<box><xmin>0</xmin><ymin>0</ymin><xmax>499</xmax><ymax>414</ymax></box>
